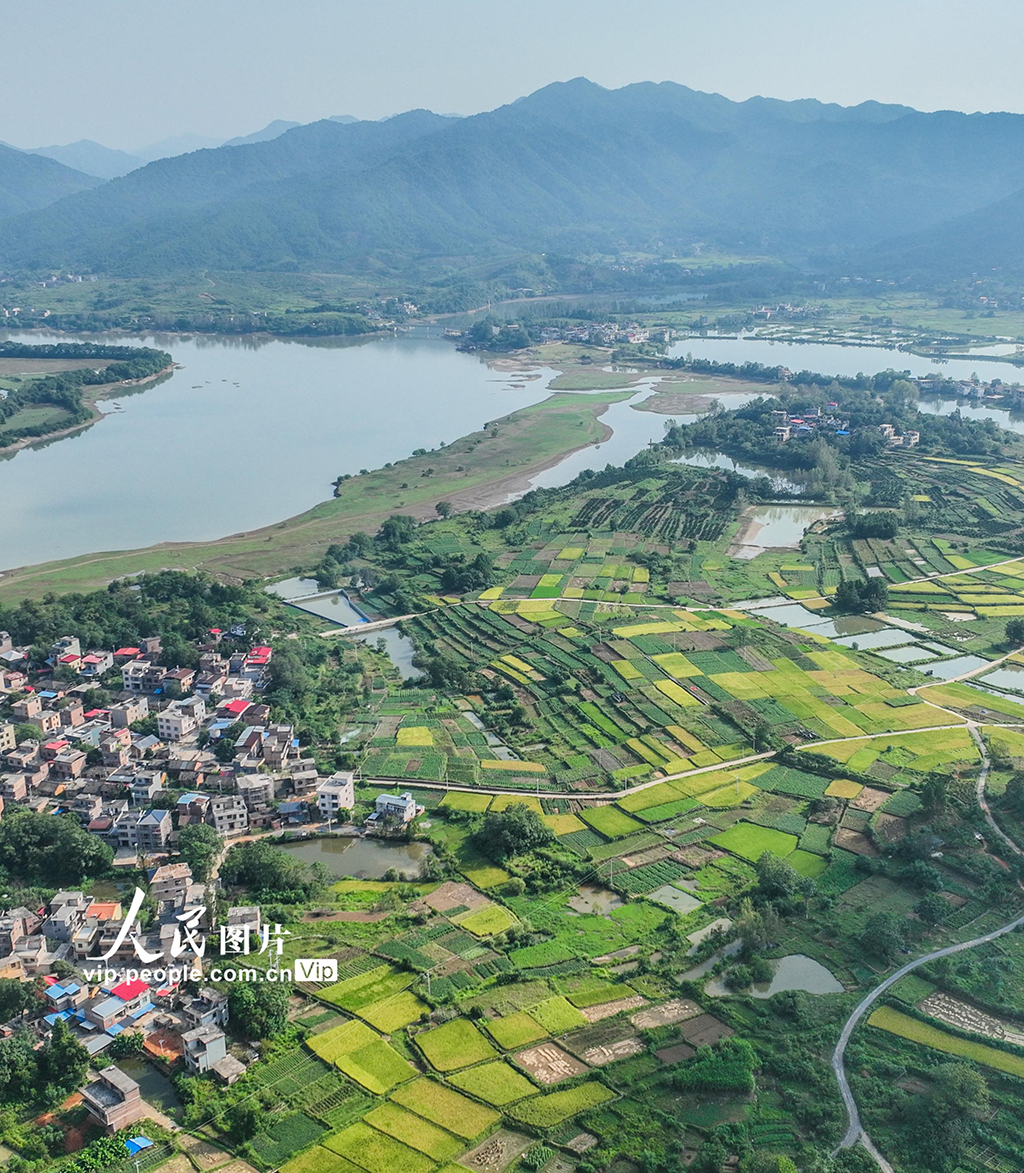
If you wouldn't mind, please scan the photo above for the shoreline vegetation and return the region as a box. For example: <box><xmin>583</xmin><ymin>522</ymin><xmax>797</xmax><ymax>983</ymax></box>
<box><xmin>0</xmin><ymin>387</ymin><xmax>629</xmax><ymax>600</ymax></box>
<box><xmin>0</xmin><ymin>340</ymin><xmax>172</xmax><ymax>455</ymax></box>
<box><xmin>1</xmin><ymin>324</ymin><xmax>1019</xmax><ymax>604</ymax></box>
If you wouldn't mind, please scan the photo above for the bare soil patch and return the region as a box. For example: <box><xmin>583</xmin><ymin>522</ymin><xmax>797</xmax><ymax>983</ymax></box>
<box><xmin>582</xmin><ymin>1037</ymin><xmax>644</xmax><ymax>1066</ymax></box>
<box><xmin>874</xmin><ymin>813</ymin><xmax>909</xmax><ymax>842</ymax></box>
<box><xmin>678</xmin><ymin>1013</ymin><xmax>734</xmax><ymax>1047</ymax></box>
<box><xmin>420</xmin><ymin>880</ymin><xmax>489</xmax><ymax>913</ymax></box>
<box><xmin>582</xmin><ymin>995</ymin><xmax>648</xmax><ymax>1022</ymax></box>
<box><xmin>656</xmin><ymin>1042</ymin><xmax>696</xmax><ymax>1064</ymax></box>
<box><xmin>514</xmin><ymin>1042</ymin><xmax>589</xmax><ymax>1084</ymax></box>
<box><xmin>833</xmin><ymin>827</ymin><xmax>879</xmax><ymax>857</ymax></box>
<box><xmin>631</xmin><ymin>999</ymin><xmax>702</xmax><ymax>1030</ymax></box>
<box><xmin>851</xmin><ymin>786</ymin><xmax>891</xmax><ymax>813</ymax></box>
<box><xmin>461</xmin><ymin>1128</ymin><xmax>535</xmax><ymax>1172</ymax></box>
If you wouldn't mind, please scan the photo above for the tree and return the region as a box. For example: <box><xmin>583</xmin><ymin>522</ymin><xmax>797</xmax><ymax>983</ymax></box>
<box><xmin>1003</xmin><ymin>772</ymin><xmax>1024</xmax><ymax>817</ymax></box>
<box><xmin>754</xmin><ymin>852</ymin><xmax>803</xmax><ymax>901</ymax></box>
<box><xmin>177</xmin><ymin>822</ymin><xmax>223</xmax><ymax>883</ymax></box>
<box><xmin>1007</xmin><ymin>617</ymin><xmax>1024</xmax><ymax>646</ymax></box>
<box><xmin>0</xmin><ymin>809</ymin><xmax>113</xmax><ymax>886</ymax></box>
<box><xmin>226</xmin><ymin>1099</ymin><xmax>261</xmax><ymax>1142</ymax></box>
<box><xmin>835</xmin><ymin>578</ymin><xmax>888</xmax><ymax>614</ymax></box>
<box><xmin>916</xmin><ymin>891</ymin><xmax>949</xmax><ymax>925</ymax></box>
<box><xmin>861</xmin><ymin>911</ymin><xmax>905</xmax><ymax>963</ymax></box>
<box><xmin>36</xmin><ymin>1019</ymin><xmax>88</xmax><ymax>1106</ymax></box>
<box><xmin>435</xmin><ymin>501</ymin><xmax>453</xmax><ymax>518</ymax></box>
<box><xmin>377</xmin><ymin>514</ymin><xmax>417</xmax><ymax>549</ymax></box>
<box><xmin>0</xmin><ymin>978</ymin><xmax>40</xmax><ymax>1023</ymax></box>
<box><xmin>220</xmin><ymin>839</ymin><xmax>327</xmax><ymax>900</ymax></box>
<box><xmin>0</xmin><ymin>1032</ymin><xmax>38</xmax><ymax>1103</ymax></box>
<box><xmin>474</xmin><ymin>804</ymin><xmax>554</xmax><ymax>861</ymax></box>
<box><xmin>921</xmin><ymin>772</ymin><xmax>948</xmax><ymax>816</ymax></box>
<box><xmin>108</xmin><ymin>1031</ymin><xmax>145</xmax><ymax>1059</ymax></box>
<box><xmin>228</xmin><ymin>980</ymin><xmax>289</xmax><ymax>1040</ymax></box>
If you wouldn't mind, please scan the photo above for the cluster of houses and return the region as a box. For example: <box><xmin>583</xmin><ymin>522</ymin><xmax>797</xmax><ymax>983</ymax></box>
<box><xmin>769</xmin><ymin>405</ymin><xmax>849</xmax><ymax>442</ymax></box>
<box><xmin>4</xmin><ymin>880</ymin><xmax>246</xmax><ymax>1134</ymax></box>
<box><xmin>0</xmin><ymin>629</ymin><xmax>369</xmax><ymax>851</ymax></box>
<box><xmin>442</xmin><ymin>321</ymin><xmax>672</xmax><ymax>347</ymax></box>
<box><xmin>0</xmin><ymin>625</ymin><xmax>434</xmax><ymax>1134</ymax></box>
<box><xmin>767</xmin><ymin>407</ymin><xmax>920</xmax><ymax>449</ymax></box>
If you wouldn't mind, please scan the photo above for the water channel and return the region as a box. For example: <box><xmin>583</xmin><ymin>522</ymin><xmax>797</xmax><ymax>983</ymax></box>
<box><xmin>266</xmin><ymin>576</ymin><xmax>420</xmax><ymax>678</ymax></box>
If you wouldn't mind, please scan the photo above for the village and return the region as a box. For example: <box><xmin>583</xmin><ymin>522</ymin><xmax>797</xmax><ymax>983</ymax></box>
<box><xmin>0</xmin><ymin>625</ymin><xmax>427</xmax><ymax>1143</ymax></box>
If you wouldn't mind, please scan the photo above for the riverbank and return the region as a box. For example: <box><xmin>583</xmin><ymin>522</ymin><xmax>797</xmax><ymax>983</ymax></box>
<box><xmin>0</xmin><ymin>363</ymin><xmax>175</xmax><ymax>457</ymax></box>
<box><xmin>0</xmin><ymin>389</ymin><xmax>627</xmax><ymax>601</ymax></box>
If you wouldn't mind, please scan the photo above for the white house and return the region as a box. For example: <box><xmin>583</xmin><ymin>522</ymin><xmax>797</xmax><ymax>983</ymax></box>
<box><xmin>316</xmin><ymin>771</ymin><xmax>355</xmax><ymax>821</ymax></box>
<box><xmin>371</xmin><ymin>791</ymin><xmax>419</xmax><ymax>824</ymax></box>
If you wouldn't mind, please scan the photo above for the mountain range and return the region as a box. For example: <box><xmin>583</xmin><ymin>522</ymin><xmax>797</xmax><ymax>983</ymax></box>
<box><xmin>1</xmin><ymin>79</ymin><xmax>1022</xmax><ymax>279</ymax></box>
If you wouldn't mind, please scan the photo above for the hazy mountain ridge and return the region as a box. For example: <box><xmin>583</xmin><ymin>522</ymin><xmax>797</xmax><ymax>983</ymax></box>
<box><xmin>22</xmin><ymin>140</ymin><xmax>144</xmax><ymax>180</ymax></box>
<box><xmin>3</xmin><ymin>79</ymin><xmax>1024</xmax><ymax>276</ymax></box>
<box><xmin>0</xmin><ymin>143</ymin><xmax>102</xmax><ymax>219</ymax></box>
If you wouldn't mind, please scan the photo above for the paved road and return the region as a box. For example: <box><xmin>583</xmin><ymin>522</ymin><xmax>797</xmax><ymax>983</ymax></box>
<box><xmin>832</xmin><ymin>725</ymin><xmax>1024</xmax><ymax>1169</ymax></box>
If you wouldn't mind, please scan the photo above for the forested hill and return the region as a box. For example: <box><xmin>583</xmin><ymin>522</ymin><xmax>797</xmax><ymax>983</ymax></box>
<box><xmin>0</xmin><ymin>142</ymin><xmax>101</xmax><ymax>219</ymax></box>
<box><xmin>4</xmin><ymin>79</ymin><xmax>1024</xmax><ymax>277</ymax></box>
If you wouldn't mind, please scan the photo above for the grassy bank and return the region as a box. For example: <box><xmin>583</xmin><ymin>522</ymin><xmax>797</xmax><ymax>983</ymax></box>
<box><xmin>0</xmin><ymin>390</ymin><xmax>629</xmax><ymax>602</ymax></box>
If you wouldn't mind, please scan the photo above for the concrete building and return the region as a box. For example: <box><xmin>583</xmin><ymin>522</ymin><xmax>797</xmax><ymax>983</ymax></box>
<box><xmin>115</xmin><ymin>808</ymin><xmax>172</xmax><ymax>851</ymax></box>
<box><xmin>206</xmin><ymin>794</ymin><xmax>248</xmax><ymax>838</ymax></box>
<box><xmin>182</xmin><ymin>986</ymin><xmax>229</xmax><ymax>1029</ymax></box>
<box><xmin>182</xmin><ymin>1024</ymin><xmax>227</xmax><ymax>1074</ymax></box>
<box><xmin>317</xmin><ymin>771</ymin><xmax>355</xmax><ymax>821</ymax></box>
<box><xmin>372</xmin><ymin>791</ymin><xmax>419</xmax><ymax>823</ymax></box>
<box><xmin>108</xmin><ymin>697</ymin><xmax>149</xmax><ymax>729</ymax></box>
<box><xmin>149</xmin><ymin>862</ymin><xmax>192</xmax><ymax>906</ymax></box>
<box><xmin>81</xmin><ymin>1066</ymin><xmax>144</xmax><ymax>1133</ymax></box>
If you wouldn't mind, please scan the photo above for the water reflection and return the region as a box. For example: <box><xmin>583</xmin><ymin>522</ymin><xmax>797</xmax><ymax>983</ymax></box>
<box><xmin>278</xmin><ymin>835</ymin><xmax>430</xmax><ymax>879</ymax></box>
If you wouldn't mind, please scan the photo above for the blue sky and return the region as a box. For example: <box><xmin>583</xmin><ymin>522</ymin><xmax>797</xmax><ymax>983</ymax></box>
<box><xmin>8</xmin><ymin>0</ymin><xmax>1024</xmax><ymax>150</ymax></box>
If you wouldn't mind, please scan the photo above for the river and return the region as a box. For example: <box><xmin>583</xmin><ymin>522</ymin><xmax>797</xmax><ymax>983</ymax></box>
<box><xmin>668</xmin><ymin>334</ymin><xmax>1024</xmax><ymax>384</ymax></box>
<box><xmin>0</xmin><ymin>330</ymin><xmax>562</xmax><ymax>570</ymax></box>
<box><xmin>6</xmin><ymin>329</ymin><xmax>1024</xmax><ymax>574</ymax></box>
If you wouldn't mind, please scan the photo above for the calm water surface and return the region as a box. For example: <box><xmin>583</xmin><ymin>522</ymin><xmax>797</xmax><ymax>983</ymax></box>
<box><xmin>279</xmin><ymin>834</ymin><xmax>430</xmax><ymax>879</ymax></box>
<box><xmin>0</xmin><ymin>331</ymin><xmax>559</xmax><ymax>570</ymax></box>
<box><xmin>7</xmin><ymin>330</ymin><xmax>1024</xmax><ymax>573</ymax></box>
<box><xmin>706</xmin><ymin>954</ymin><xmax>843</xmax><ymax>999</ymax></box>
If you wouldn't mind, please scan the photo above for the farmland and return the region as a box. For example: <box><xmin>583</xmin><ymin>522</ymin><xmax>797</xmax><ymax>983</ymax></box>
<box><xmin>20</xmin><ymin>364</ymin><xmax>1024</xmax><ymax>1173</ymax></box>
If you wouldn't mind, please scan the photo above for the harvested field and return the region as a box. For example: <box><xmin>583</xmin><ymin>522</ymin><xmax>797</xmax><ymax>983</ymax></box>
<box><xmin>459</xmin><ymin>1128</ymin><xmax>535</xmax><ymax>1173</ymax></box>
<box><xmin>678</xmin><ymin>1014</ymin><xmax>734</xmax><ymax>1047</ymax></box>
<box><xmin>630</xmin><ymin>999</ymin><xmax>702</xmax><ymax>1030</ymax></box>
<box><xmin>919</xmin><ymin>992</ymin><xmax>1024</xmax><ymax>1047</ymax></box>
<box><xmin>419</xmin><ymin>880</ymin><xmax>489</xmax><ymax>913</ymax></box>
<box><xmin>656</xmin><ymin>1042</ymin><xmax>696</xmax><ymax>1064</ymax></box>
<box><xmin>582</xmin><ymin>995</ymin><xmax>648</xmax><ymax>1022</ymax></box>
<box><xmin>514</xmin><ymin>1042</ymin><xmax>589</xmax><ymax>1084</ymax></box>
<box><xmin>833</xmin><ymin>828</ymin><xmax>879</xmax><ymax>856</ymax></box>
<box><xmin>851</xmin><ymin>786</ymin><xmax>891</xmax><ymax>812</ymax></box>
<box><xmin>581</xmin><ymin>1037</ymin><xmax>645</xmax><ymax>1066</ymax></box>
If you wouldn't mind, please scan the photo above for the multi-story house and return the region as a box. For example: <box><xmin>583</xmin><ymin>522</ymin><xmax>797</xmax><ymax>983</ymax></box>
<box><xmin>182</xmin><ymin>1025</ymin><xmax>227</xmax><ymax>1074</ymax></box>
<box><xmin>206</xmin><ymin>794</ymin><xmax>248</xmax><ymax>838</ymax></box>
<box><xmin>317</xmin><ymin>771</ymin><xmax>355</xmax><ymax>820</ymax></box>
<box><xmin>115</xmin><ymin>808</ymin><xmax>172</xmax><ymax>852</ymax></box>
<box><xmin>80</xmin><ymin>1067</ymin><xmax>144</xmax><ymax>1134</ymax></box>
<box><xmin>108</xmin><ymin>697</ymin><xmax>149</xmax><ymax>728</ymax></box>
